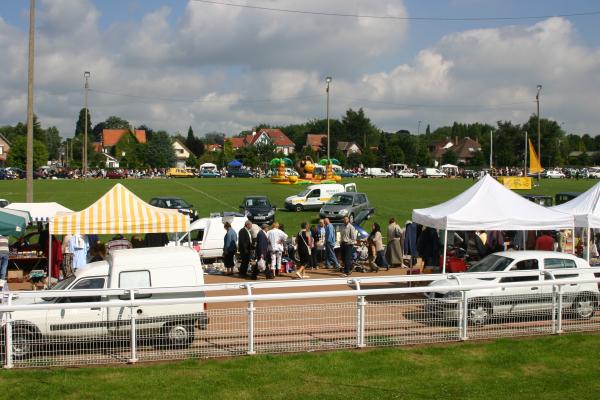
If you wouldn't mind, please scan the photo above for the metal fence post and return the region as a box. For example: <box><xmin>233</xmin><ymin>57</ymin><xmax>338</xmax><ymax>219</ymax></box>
<box><xmin>557</xmin><ymin>285</ymin><xmax>564</xmax><ymax>334</ymax></box>
<box><xmin>128</xmin><ymin>289</ymin><xmax>138</xmax><ymax>364</ymax></box>
<box><xmin>3</xmin><ymin>312</ymin><xmax>13</xmax><ymax>369</ymax></box>
<box><xmin>552</xmin><ymin>284</ymin><xmax>558</xmax><ymax>334</ymax></box>
<box><xmin>460</xmin><ymin>291</ymin><xmax>469</xmax><ymax>341</ymax></box>
<box><xmin>246</xmin><ymin>285</ymin><xmax>256</xmax><ymax>355</ymax></box>
<box><xmin>352</xmin><ymin>279</ymin><xmax>366</xmax><ymax>348</ymax></box>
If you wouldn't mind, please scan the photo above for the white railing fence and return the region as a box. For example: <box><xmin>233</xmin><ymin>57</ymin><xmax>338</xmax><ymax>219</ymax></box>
<box><xmin>1</xmin><ymin>269</ymin><xmax>600</xmax><ymax>368</ymax></box>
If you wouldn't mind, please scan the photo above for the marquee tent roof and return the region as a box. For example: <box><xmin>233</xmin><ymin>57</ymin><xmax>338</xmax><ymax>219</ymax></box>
<box><xmin>0</xmin><ymin>209</ymin><xmax>27</xmax><ymax>237</ymax></box>
<box><xmin>49</xmin><ymin>183</ymin><xmax>189</xmax><ymax>235</ymax></box>
<box><xmin>551</xmin><ymin>181</ymin><xmax>600</xmax><ymax>228</ymax></box>
<box><xmin>0</xmin><ymin>208</ymin><xmax>32</xmax><ymax>225</ymax></box>
<box><xmin>412</xmin><ymin>175</ymin><xmax>574</xmax><ymax>231</ymax></box>
<box><xmin>6</xmin><ymin>202</ymin><xmax>72</xmax><ymax>222</ymax></box>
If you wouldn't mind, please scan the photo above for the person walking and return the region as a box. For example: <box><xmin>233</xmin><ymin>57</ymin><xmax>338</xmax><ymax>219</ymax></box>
<box><xmin>340</xmin><ymin>216</ymin><xmax>358</xmax><ymax>277</ymax></box>
<box><xmin>369</xmin><ymin>222</ymin><xmax>390</xmax><ymax>271</ymax></box>
<box><xmin>252</xmin><ymin>224</ymin><xmax>272</xmax><ymax>280</ymax></box>
<box><xmin>316</xmin><ymin>219</ymin><xmax>326</xmax><ymax>267</ymax></box>
<box><xmin>0</xmin><ymin>234</ymin><xmax>9</xmax><ymax>284</ymax></box>
<box><xmin>238</xmin><ymin>220</ymin><xmax>254</xmax><ymax>278</ymax></box>
<box><xmin>295</xmin><ymin>222</ymin><xmax>312</xmax><ymax>279</ymax></box>
<box><xmin>267</xmin><ymin>222</ymin><xmax>288</xmax><ymax>276</ymax></box>
<box><xmin>385</xmin><ymin>218</ymin><xmax>404</xmax><ymax>267</ymax></box>
<box><xmin>309</xmin><ymin>224</ymin><xmax>319</xmax><ymax>269</ymax></box>
<box><xmin>223</xmin><ymin>221</ymin><xmax>238</xmax><ymax>276</ymax></box>
<box><xmin>324</xmin><ymin>218</ymin><xmax>340</xmax><ymax>270</ymax></box>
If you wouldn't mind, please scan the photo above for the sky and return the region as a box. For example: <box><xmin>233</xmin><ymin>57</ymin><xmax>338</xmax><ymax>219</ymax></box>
<box><xmin>1</xmin><ymin>0</ymin><xmax>600</xmax><ymax>138</ymax></box>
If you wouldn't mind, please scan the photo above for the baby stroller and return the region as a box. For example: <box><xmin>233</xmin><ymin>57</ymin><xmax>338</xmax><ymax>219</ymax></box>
<box><xmin>352</xmin><ymin>241</ymin><xmax>376</xmax><ymax>273</ymax></box>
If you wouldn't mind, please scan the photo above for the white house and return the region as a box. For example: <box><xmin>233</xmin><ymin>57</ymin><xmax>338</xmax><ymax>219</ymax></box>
<box><xmin>172</xmin><ymin>139</ymin><xmax>192</xmax><ymax>168</ymax></box>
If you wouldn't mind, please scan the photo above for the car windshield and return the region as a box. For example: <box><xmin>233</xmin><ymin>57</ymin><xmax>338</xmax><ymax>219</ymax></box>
<box><xmin>42</xmin><ymin>275</ymin><xmax>77</xmax><ymax>301</ymax></box>
<box><xmin>165</xmin><ymin>199</ymin><xmax>190</xmax><ymax>208</ymax></box>
<box><xmin>468</xmin><ymin>254</ymin><xmax>514</xmax><ymax>272</ymax></box>
<box><xmin>247</xmin><ymin>198</ymin><xmax>269</xmax><ymax>207</ymax></box>
<box><xmin>297</xmin><ymin>189</ymin><xmax>311</xmax><ymax>197</ymax></box>
<box><xmin>329</xmin><ymin>194</ymin><xmax>353</xmax><ymax>206</ymax></box>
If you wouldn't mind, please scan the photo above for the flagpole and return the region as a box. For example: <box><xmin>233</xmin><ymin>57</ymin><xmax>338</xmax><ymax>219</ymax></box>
<box><xmin>524</xmin><ymin>131</ymin><xmax>528</xmax><ymax>177</ymax></box>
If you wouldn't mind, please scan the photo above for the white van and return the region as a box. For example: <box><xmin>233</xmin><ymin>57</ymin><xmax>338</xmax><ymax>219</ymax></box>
<box><xmin>423</xmin><ymin>168</ymin><xmax>446</xmax><ymax>178</ymax></box>
<box><xmin>174</xmin><ymin>215</ymin><xmax>247</xmax><ymax>260</ymax></box>
<box><xmin>364</xmin><ymin>168</ymin><xmax>392</xmax><ymax>178</ymax></box>
<box><xmin>284</xmin><ymin>183</ymin><xmax>357</xmax><ymax>211</ymax></box>
<box><xmin>5</xmin><ymin>247</ymin><xmax>208</xmax><ymax>358</ymax></box>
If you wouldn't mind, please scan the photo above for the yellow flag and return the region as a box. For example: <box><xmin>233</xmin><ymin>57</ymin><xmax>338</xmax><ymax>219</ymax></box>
<box><xmin>528</xmin><ymin>139</ymin><xmax>543</xmax><ymax>174</ymax></box>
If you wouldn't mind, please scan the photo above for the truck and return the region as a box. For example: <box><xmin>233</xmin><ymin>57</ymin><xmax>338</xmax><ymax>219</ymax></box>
<box><xmin>284</xmin><ymin>183</ymin><xmax>357</xmax><ymax>212</ymax></box>
<box><xmin>364</xmin><ymin>168</ymin><xmax>392</xmax><ymax>178</ymax></box>
<box><xmin>2</xmin><ymin>247</ymin><xmax>208</xmax><ymax>359</ymax></box>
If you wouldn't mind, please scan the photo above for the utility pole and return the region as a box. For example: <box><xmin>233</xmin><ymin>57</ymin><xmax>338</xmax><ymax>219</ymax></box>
<box><xmin>326</xmin><ymin>76</ymin><xmax>332</xmax><ymax>165</ymax></box>
<box><xmin>489</xmin><ymin>129</ymin><xmax>493</xmax><ymax>170</ymax></box>
<box><xmin>83</xmin><ymin>71</ymin><xmax>90</xmax><ymax>178</ymax></box>
<box><xmin>25</xmin><ymin>0</ymin><xmax>35</xmax><ymax>202</ymax></box>
<box><xmin>536</xmin><ymin>84</ymin><xmax>542</xmax><ymax>182</ymax></box>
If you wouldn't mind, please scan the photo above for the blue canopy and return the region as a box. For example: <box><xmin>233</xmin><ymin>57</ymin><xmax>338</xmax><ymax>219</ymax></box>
<box><xmin>228</xmin><ymin>159</ymin><xmax>243</xmax><ymax>168</ymax></box>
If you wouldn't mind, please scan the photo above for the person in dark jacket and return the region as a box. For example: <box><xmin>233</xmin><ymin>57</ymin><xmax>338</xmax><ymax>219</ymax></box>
<box><xmin>223</xmin><ymin>221</ymin><xmax>238</xmax><ymax>276</ymax></box>
<box><xmin>417</xmin><ymin>227</ymin><xmax>440</xmax><ymax>267</ymax></box>
<box><xmin>237</xmin><ymin>220</ymin><xmax>253</xmax><ymax>277</ymax></box>
<box><xmin>251</xmin><ymin>224</ymin><xmax>272</xmax><ymax>280</ymax></box>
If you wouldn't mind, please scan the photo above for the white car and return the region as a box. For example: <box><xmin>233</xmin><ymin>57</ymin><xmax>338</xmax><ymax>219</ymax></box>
<box><xmin>425</xmin><ymin>251</ymin><xmax>599</xmax><ymax>325</ymax></box>
<box><xmin>587</xmin><ymin>167</ymin><xmax>600</xmax><ymax>178</ymax></box>
<box><xmin>395</xmin><ymin>170</ymin><xmax>418</xmax><ymax>178</ymax></box>
<box><xmin>546</xmin><ymin>170</ymin><xmax>566</xmax><ymax>179</ymax></box>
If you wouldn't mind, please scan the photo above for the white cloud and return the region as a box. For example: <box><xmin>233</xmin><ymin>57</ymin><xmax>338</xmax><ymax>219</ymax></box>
<box><xmin>1</xmin><ymin>1</ymin><xmax>600</xmax><ymax>139</ymax></box>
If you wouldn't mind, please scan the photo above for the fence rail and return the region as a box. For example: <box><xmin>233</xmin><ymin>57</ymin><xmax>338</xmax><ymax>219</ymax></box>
<box><xmin>2</xmin><ymin>269</ymin><xmax>600</xmax><ymax>368</ymax></box>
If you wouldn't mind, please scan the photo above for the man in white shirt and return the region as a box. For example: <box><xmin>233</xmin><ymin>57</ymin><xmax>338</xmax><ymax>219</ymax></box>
<box><xmin>266</xmin><ymin>222</ymin><xmax>288</xmax><ymax>276</ymax></box>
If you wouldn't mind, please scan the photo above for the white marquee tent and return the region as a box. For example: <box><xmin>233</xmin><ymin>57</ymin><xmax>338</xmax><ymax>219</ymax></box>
<box><xmin>6</xmin><ymin>202</ymin><xmax>73</xmax><ymax>223</ymax></box>
<box><xmin>412</xmin><ymin>175</ymin><xmax>575</xmax><ymax>271</ymax></box>
<box><xmin>551</xmin><ymin>181</ymin><xmax>600</xmax><ymax>260</ymax></box>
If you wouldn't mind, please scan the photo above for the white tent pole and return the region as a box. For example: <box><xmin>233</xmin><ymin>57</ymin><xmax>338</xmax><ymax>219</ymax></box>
<box><xmin>188</xmin><ymin>229</ymin><xmax>191</xmax><ymax>247</ymax></box>
<box><xmin>587</xmin><ymin>227</ymin><xmax>591</xmax><ymax>261</ymax></box>
<box><xmin>442</xmin><ymin>229</ymin><xmax>448</xmax><ymax>274</ymax></box>
<box><xmin>572</xmin><ymin>225</ymin><xmax>576</xmax><ymax>255</ymax></box>
<box><xmin>48</xmin><ymin>232</ymin><xmax>52</xmax><ymax>288</ymax></box>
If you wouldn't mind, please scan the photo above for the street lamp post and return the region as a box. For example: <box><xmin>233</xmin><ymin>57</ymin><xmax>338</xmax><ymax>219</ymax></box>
<box><xmin>490</xmin><ymin>129</ymin><xmax>493</xmax><ymax>170</ymax></box>
<box><xmin>83</xmin><ymin>71</ymin><xmax>90</xmax><ymax>179</ymax></box>
<box><xmin>26</xmin><ymin>0</ymin><xmax>36</xmax><ymax>202</ymax></box>
<box><xmin>418</xmin><ymin>120</ymin><xmax>422</xmax><ymax>135</ymax></box>
<box><xmin>326</xmin><ymin>76</ymin><xmax>332</xmax><ymax>172</ymax></box>
<box><xmin>536</xmin><ymin>84</ymin><xmax>542</xmax><ymax>182</ymax></box>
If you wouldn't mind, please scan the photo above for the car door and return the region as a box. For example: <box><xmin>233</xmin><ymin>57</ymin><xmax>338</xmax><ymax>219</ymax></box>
<box><xmin>543</xmin><ymin>258</ymin><xmax>580</xmax><ymax>307</ymax></box>
<box><xmin>497</xmin><ymin>258</ymin><xmax>541</xmax><ymax>316</ymax></box>
<box><xmin>46</xmin><ymin>276</ymin><xmax>108</xmax><ymax>338</ymax></box>
<box><xmin>305</xmin><ymin>189</ymin><xmax>321</xmax><ymax>208</ymax></box>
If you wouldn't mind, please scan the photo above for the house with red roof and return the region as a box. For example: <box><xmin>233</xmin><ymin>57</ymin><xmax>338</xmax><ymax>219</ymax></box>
<box><xmin>226</xmin><ymin>128</ymin><xmax>296</xmax><ymax>155</ymax></box>
<box><xmin>305</xmin><ymin>133</ymin><xmax>326</xmax><ymax>152</ymax></box>
<box><xmin>95</xmin><ymin>129</ymin><xmax>147</xmax><ymax>168</ymax></box>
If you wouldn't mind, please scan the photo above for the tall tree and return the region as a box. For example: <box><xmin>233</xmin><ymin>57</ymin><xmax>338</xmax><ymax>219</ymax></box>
<box><xmin>104</xmin><ymin>116</ymin><xmax>130</xmax><ymax>130</ymax></box>
<box><xmin>342</xmin><ymin>108</ymin><xmax>379</xmax><ymax>150</ymax></box>
<box><xmin>144</xmin><ymin>131</ymin><xmax>175</xmax><ymax>168</ymax></box>
<box><xmin>6</xmin><ymin>136</ymin><xmax>48</xmax><ymax>169</ymax></box>
<box><xmin>75</xmin><ymin>108</ymin><xmax>92</xmax><ymax>137</ymax></box>
<box><xmin>92</xmin><ymin>122</ymin><xmax>106</xmax><ymax>142</ymax></box>
<box><xmin>185</xmin><ymin>126</ymin><xmax>205</xmax><ymax>157</ymax></box>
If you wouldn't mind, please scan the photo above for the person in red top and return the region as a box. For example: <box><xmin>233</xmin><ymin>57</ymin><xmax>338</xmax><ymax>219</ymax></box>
<box><xmin>535</xmin><ymin>232</ymin><xmax>555</xmax><ymax>251</ymax></box>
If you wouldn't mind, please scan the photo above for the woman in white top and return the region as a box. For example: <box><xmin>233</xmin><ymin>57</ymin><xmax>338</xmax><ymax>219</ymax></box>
<box><xmin>267</xmin><ymin>222</ymin><xmax>288</xmax><ymax>275</ymax></box>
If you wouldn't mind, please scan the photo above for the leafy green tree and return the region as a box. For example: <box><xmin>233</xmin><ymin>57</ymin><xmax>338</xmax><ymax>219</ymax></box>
<box><xmin>6</xmin><ymin>136</ymin><xmax>48</xmax><ymax>169</ymax></box>
<box><xmin>144</xmin><ymin>131</ymin><xmax>175</xmax><ymax>168</ymax></box>
<box><xmin>92</xmin><ymin>122</ymin><xmax>106</xmax><ymax>142</ymax></box>
<box><xmin>44</xmin><ymin>126</ymin><xmax>62</xmax><ymax>160</ymax></box>
<box><xmin>104</xmin><ymin>116</ymin><xmax>130</xmax><ymax>130</ymax></box>
<box><xmin>470</xmin><ymin>150</ymin><xmax>485</xmax><ymax>167</ymax></box>
<box><xmin>186</xmin><ymin>126</ymin><xmax>205</xmax><ymax>157</ymax></box>
<box><xmin>75</xmin><ymin>108</ymin><xmax>92</xmax><ymax>138</ymax></box>
<box><xmin>342</xmin><ymin>108</ymin><xmax>379</xmax><ymax>150</ymax></box>
<box><xmin>441</xmin><ymin>149</ymin><xmax>458</xmax><ymax>165</ymax></box>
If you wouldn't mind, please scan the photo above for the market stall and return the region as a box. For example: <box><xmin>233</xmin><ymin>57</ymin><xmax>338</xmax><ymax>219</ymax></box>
<box><xmin>412</xmin><ymin>175</ymin><xmax>574</xmax><ymax>272</ymax></box>
<box><xmin>6</xmin><ymin>202</ymin><xmax>72</xmax><ymax>223</ymax></box>
<box><xmin>551</xmin><ymin>181</ymin><xmax>600</xmax><ymax>261</ymax></box>
<box><xmin>48</xmin><ymin>183</ymin><xmax>190</xmax><ymax>281</ymax></box>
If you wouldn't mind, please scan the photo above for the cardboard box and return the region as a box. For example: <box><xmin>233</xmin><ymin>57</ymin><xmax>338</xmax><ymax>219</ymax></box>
<box><xmin>7</xmin><ymin>270</ymin><xmax>24</xmax><ymax>283</ymax></box>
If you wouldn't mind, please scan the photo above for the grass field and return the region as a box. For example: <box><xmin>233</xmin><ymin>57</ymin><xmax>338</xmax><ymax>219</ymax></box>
<box><xmin>0</xmin><ymin>177</ymin><xmax>597</xmax><ymax>233</ymax></box>
<box><xmin>1</xmin><ymin>333</ymin><xmax>599</xmax><ymax>399</ymax></box>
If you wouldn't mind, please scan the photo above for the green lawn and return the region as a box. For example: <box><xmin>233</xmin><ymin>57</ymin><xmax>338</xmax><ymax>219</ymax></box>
<box><xmin>0</xmin><ymin>177</ymin><xmax>597</xmax><ymax>233</ymax></box>
<box><xmin>1</xmin><ymin>334</ymin><xmax>599</xmax><ymax>399</ymax></box>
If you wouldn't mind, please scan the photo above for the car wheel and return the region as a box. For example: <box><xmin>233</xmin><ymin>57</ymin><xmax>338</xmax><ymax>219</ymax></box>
<box><xmin>12</xmin><ymin>327</ymin><xmax>35</xmax><ymax>360</ymax></box>
<box><xmin>295</xmin><ymin>204</ymin><xmax>303</xmax><ymax>212</ymax></box>
<box><xmin>160</xmin><ymin>323</ymin><xmax>194</xmax><ymax>349</ymax></box>
<box><xmin>468</xmin><ymin>301</ymin><xmax>491</xmax><ymax>326</ymax></box>
<box><xmin>349</xmin><ymin>213</ymin><xmax>355</xmax><ymax>223</ymax></box>
<box><xmin>572</xmin><ymin>294</ymin><xmax>596</xmax><ymax>319</ymax></box>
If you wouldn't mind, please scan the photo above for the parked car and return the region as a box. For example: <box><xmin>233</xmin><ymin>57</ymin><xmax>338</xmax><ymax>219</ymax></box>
<box><xmin>6</xmin><ymin>168</ymin><xmax>26</xmax><ymax>179</ymax></box>
<box><xmin>587</xmin><ymin>167</ymin><xmax>600</xmax><ymax>178</ymax></box>
<box><xmin>106</xmin><ymin>169</ymin><xmax>126</xmax><ymax>179</ymax></box>
<box><xmin>338</xmin><ymin>170</ymin><xmax>357</xmax><ymax>178</ymax></box>
<box><xmin>364</xmin><ymin>168</ymin><xmax>392</xmax><ymax>178</ymax></box>
<box><xmin>199</xmin><ymin>168</ymin><xmax>220</xmax><ymax>178</ymax></box>
<box><xmin>0</xmin><ymin>199</ymin><xmax>10</xmax><ymax>208</ymax></box>
<box><xmin>285</xmin><ymin>183</ymin><xmax>356</xmax><ymax>211</ymax></box>
<box><xmin>239</xmin><ymin>196</ymin><xmax>276</xmax><ymax>225</ymax></box>
<box><xmin>166</xmin><ymin>168</ymin><xmax>194</xmax><ymax>178</ymax></box>
<box><xmin>4</xmin><ymin>247</ymin><xmax>208</xmax><ymax>359</ymax></box>
<box><xmin>395</xmin><ymin>170</ymin><xmax>419</xmax><ymax>178</ymax></box>
<box><xmin>545</xmin><ymin>169</ymin><xmax>566</xmax><ymax>179</ymax></box>
<box><xmin>226</xmin><ymin>168</ymin><xmax>252</xmax><ymax>178</ymax></box>
<box><xmin>149</xmin><ymin>197</ymin><xmax>199</xmax><ymax>221</ymax></box>
<box><xmin>422</xmin><ymin>168</ymin><xmax>446</xmax><ymax>178</ymax></box>
<box><xmin>319</xmin><ymin>192</ymin><xmax>374</xmax><ymax>223</ymax></box>
<box><xmin>555</xmin><ymin>192</ymin><xmax>580</xmax><ymax>206</ymax></box>
<box><xmin>425</xmin><ymin>251</ymin><xmax>599</xmax><ymax>326</ymax></box>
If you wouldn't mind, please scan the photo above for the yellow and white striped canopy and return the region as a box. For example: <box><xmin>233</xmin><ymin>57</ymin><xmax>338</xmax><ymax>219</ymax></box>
<box><xmin>50</xmin><ymin>183</ymin><xmax>189</xmax><ymax>235</ymax></box>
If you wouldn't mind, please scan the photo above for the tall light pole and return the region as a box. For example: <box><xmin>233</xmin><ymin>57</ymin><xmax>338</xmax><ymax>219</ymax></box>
<box><xmin>83</xmin><ymin>71</ymin><xmax>90</xmax><ymax>178</ymax></box>
<box><xmin>418</xmin><ymin>120</ymin><xmax>422</xmax><ymax>135</ymax></box>
<box><xmin>26</xmin><ymin>0</ymin><xmax>36</xmax><ymax>202</ymax></box>
<box><xmin>326</xmin><ymin>76</ymin><xmax>332</xmax><ymax>166</ymax></box>
<box><xmin>489</xmin><ymin>128</ymin><xmax>493</xmax><ymax>170</ymax></box>
<box><xmin>536</xmin><ymin>84</ymin><xmax>542</xmax><ymax>182</ymax></box>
